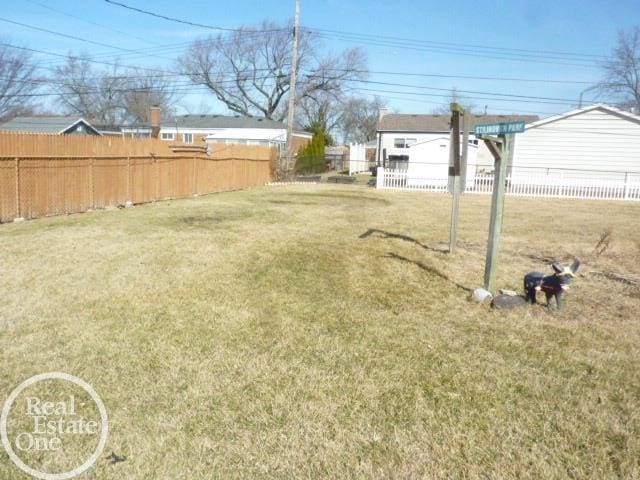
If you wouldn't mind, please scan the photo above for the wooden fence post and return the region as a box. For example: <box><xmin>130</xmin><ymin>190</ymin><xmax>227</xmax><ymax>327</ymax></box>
<box><xmin>89</xmin><ymin>157</ymin><xmax>94</xmax><ymax>208</ymax></box>
<box><xmin>15</xmin><ymin>157</ymin><xmax>20</xmax><ymax>219</ymax></box>
<box><xmin>126</xmin><ymin>156</ymin><xmax>131</xmax><ymax>203</ymax></box>
<box><xmin>483</xmin><ymin>135</ymin><xmax>511</xmax><ymax>292</ymax></box>
<box><xmin>449</xmin><ymin>103</ymin><xmax>463</xmax><ymax>253</ymax></box>
<box><xmin>192</xmin><ymin>156</ymin><xmax>197</xmax><ymax>195</ymax></box>
<box><xmin>154</xmin><ymin>155</ymin><xmax>160</xmax><ymax>200</ymax></box>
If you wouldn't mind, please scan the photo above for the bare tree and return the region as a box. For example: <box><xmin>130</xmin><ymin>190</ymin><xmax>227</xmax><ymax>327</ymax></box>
<box><xmin>121</xmin><ymin>68</ymin><xmax>178</xmax><ymax>123</ymax></box>
<box><xmin>53</xmin><ymin>54</ymin><xmax>126</xmax><ymax>124</ymax></box>
<box><xmin>431</xmin><ymin>87</ymin><xmax>477</xmax><ymax>115</ymax></box>
<box><xmin>600</xmin><ymin>27</ymin><xmax>640</xmax><ymax>112</ymax></box>
<box><xmin>178</xmin><ymin>21</ymin><xmax>367</xmax><ymax>121</ymax></box>
<box><xmin>0</xmin><ymin>41</ymin><xmax>39</xmax><ymax>121</ymax></box>
<box><xmin>340</xmin><ymin>96</ymin><xmax>385</xmax><ymax>144</ymax></box>
<box><xmin>53</xmin><ymin>54</ymin><xmax>178</xmax><ymax>124</ymax></box>
<box><xmin>297</xmin><ymin>92</ymin><xmax>344</xmax><ymax>145</ymax></box>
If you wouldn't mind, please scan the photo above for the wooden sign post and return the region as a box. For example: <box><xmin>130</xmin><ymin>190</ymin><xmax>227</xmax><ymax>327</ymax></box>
<box><xmin>448</xmin><ymin>103</ymin><xmax>464</xmax><ymax>253</ymax></box>
<box><xmin>474</xmin><ymin>122</ymin><xmax>524</xmax><ymax>292</ymax></box>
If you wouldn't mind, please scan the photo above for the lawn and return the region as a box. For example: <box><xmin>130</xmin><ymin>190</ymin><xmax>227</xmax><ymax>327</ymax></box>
<box><xmin>1</xmin><ymin>184</ymin><xmax>639</xmax><ymax>479</ymax></box>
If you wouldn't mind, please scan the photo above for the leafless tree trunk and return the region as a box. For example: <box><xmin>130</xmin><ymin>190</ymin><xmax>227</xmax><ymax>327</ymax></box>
<box><xmin>600</xmin><ymin>27</ymin><xmax>640</xmax><ymax>112</ymax></box>
<box><xmin>0</xmin><ymin>41</ymin><xmax>38</xmax><ymax>121</ymax></box>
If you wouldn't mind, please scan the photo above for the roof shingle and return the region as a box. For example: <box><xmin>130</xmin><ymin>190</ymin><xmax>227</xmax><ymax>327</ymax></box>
<box><xmin>0</xmin><ymin>116</ymin><xmax>98</xmax><ymax>134</ymax></box>
<box><xmin>378</xmin><ymin>113</ymin><xmax>539</xmax><ymax>132</ymax></box>
<box><xmin>172</xmin><ymin>115</ymin><xmax>285</xmax><ymax>129</ymax></box>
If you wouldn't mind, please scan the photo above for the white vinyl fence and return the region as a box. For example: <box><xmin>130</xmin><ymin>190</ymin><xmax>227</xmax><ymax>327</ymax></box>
<box><xmin>376</xmin><ymin>167</ymin><xmax>640</xmax><ymax>201</ymax></box>
<box><xmin>349</xmin><ymin>143</ymin><xmax>370</xmax><ymax>175</ymax></box>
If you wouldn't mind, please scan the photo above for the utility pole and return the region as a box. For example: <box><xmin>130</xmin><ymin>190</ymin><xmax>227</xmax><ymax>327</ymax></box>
<box><xmin>283</xmin><ymin>0</ymin><xmax>301</xmax><ymax>179</ymax></box>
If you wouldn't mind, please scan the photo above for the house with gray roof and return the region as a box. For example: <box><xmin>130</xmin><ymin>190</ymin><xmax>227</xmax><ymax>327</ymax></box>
<box><xmin>0</xmin><ymin>116</ymin><xmax>102</xmax><ymax>136</ymax></box>
<box><xmin>158</xmin><ymin>115</ymin><xmax>294</xmax><ymax>147</ymax></box>
<box><xmin>376</xmin><ymin>111</ymin><xmax>538</xmax><ymax>169</ymax></box>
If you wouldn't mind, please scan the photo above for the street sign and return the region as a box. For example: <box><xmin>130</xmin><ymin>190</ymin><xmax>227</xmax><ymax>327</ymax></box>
<box><xmin>474</xmin><ymin>121</ymin><xmax>525</xmax><ymax>136</ymax></box>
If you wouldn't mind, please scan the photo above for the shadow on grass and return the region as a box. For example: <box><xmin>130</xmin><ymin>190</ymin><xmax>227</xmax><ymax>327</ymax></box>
<box><xmin>384</xmin><ymin>252</ymin><xmax>473</xmax><ymax>293</ymax></box>
<box><xmin>268</xmin><ymin>200</ymin><xmax>318</xmax><ymax>205</ymax></box>
<box><xmin>295</xmin><ymin>192</ymin><xmax>391</xmax><ymax>205</ymax></box>
<box><xmin>359</xmin><ymin>228</ymin><xmax>448</xmax><ymax>254</ymax></box>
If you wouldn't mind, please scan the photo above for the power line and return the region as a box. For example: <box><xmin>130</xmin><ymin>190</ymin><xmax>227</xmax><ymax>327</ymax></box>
<box><xmin>0</xmin><ymin>16</ymin><xmax>177</xmax><ymax>63</ymax></box>
<box><xmin>102</xmin><ymin>1</ymin><xmax>609</xmax><ymax>64</ymax></box>
<box><xmin>24</xmin><ymin>0</ymin><xmax>163</xmax><ymax>46</ymax></box>
<box><xmin>0</xmin><ymin>73</ymin><xmax>573</xmax><ymax>106</ymax></box>
<box><xmin>337</xmin><ymin>69</ymin><xmax>597</xmax><ymax>85</ymax></box>
<box><xmin>103</xmin><ymin>0</ymin><xmax>287</xmax><ymax>34</ymax></box>
<box><xmin>334</xmin><ymin>78</ymin><xmax>582</xmax><ymax>104</ymax></box>
<box><xmin>0</xmin><ymin>43</ymin><xmax>168</xmax><ymax>75</ymax></box>
<box><xmin>346</xmin><ymin>86</ymin><xmax>576</xmax><ymax>107</ymax></box>
<box><xmin>305</xmin><ymin>27</ymin><xmax>607</xmax><ymax>60</ymax></box>
<box><xmin>312</xmin><ymin>32</ymin><xmax>600</xmax><ymax>68</ymax></box>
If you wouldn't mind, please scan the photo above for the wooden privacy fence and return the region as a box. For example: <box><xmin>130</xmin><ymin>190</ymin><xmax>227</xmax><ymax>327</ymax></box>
<box><xmin>0</xmin><ymin>132</ymin><xmax>276</xmax><ymax>222</ymax></box>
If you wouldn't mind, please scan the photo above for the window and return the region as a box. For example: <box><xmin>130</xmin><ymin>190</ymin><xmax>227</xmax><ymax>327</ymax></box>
<box><xmin>393</xmin><ymin>138</ymin><xmax>417</xmax><ymax>148</ymax></box>
<box><xmin>183</xmin><ymin>133</ymin><xmax>193</xmax><ymax>144</ymax></box>
<box><xmin>161</xmin><ymin>132</ymin><xmax>175</xmax><ymax>141</ymax></box>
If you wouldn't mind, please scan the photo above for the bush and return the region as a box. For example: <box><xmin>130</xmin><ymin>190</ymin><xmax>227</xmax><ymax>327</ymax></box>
<box><xmin>296</xmin><ymin>132</ymin><xmax>326</xmax><ymax>174</ymax></box>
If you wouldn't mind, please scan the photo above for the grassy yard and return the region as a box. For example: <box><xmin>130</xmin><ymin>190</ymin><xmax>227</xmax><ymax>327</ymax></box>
<box><xmin>1</xmin><ymin>184</ymin><xmax>639</xmax><ymax>479</ymax></box>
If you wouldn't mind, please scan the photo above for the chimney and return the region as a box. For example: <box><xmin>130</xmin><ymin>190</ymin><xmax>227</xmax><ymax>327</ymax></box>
<box><xmin>150</xmin><ymin>106</ymin><xmax>161</xmax><ymax>138</ymax></box>
<box><xmin>378</xmin><ymin>107</ymin><xmax>389</xmax><ymax>122</ymax></box>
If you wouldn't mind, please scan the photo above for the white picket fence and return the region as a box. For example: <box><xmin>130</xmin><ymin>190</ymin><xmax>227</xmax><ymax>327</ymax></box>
<box><xmin>376</xmin><ymin>167</ymin><xmax>640</xmax><ymax>201</ymax></box>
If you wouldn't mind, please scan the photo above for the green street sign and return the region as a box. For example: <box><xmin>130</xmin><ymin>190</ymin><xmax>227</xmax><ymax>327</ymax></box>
<box><xmin>474</xmin><ymin>121</ymin><xmax>525</xmax><ymax>135</ymax></box>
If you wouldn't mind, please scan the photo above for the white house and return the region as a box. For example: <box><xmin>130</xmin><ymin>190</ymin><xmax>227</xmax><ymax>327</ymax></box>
<box><xmin>406</xmin><ymin>137</ymin><xmax>478</xmax><ymax>187</ymax></box>
<box><xmin>512</xmin><ymin>104</ymin><xmax>640</xmax><ymax>184</ymax></box>
<box><xmin>158</xmin><ymin>115</ymin><xmax>312</xmax><ymax>148</ymax></box>
<box><xmin>121</xmin><ymin>109</ymin><xmax>312</xmax><ymax>151</ymax></box>
<box><xmin>376</xmin><ymin>112</ymin><xmax>538</xmax><ymax>173</ymax></box>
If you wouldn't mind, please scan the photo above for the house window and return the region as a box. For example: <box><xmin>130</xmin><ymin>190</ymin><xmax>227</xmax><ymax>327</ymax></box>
<box><xmin>183</xmin><ymin>133</ymin><xmax>193</xmax><ymax>144</ymax></box>
<box><xmin>161</xmin><ymin>132</ymin><xmax>175</xmax><ymax>141</ymax></box>
<box><xmin>393</xmin><ymin>138</ymin><xmax>417</xmax><ymax>148</ymax></box>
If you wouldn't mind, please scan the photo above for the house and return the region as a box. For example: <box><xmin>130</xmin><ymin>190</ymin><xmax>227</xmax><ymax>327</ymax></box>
<box><xmin>376</xmin><ymin>111</ymin><xmax>538</xmax><ymax>175</ymax></box>
<box><xmin>512</xmin><ymin>104</ymin><xmax>640</xmax><ymax>183</ymax></box>
<box><xmin>150</xmin><ymin>108</ymin><xmax>312</xmax><ymax>149</ymax></box>
<box><xmin>0</xmin><ymin>116</ymin><xmax>102</xmax><ymax>136</ymax></box>
<box><xmin>122</xmin><ymin>108</ymin><xmax>312</xmax><ymax>151</ymax></box>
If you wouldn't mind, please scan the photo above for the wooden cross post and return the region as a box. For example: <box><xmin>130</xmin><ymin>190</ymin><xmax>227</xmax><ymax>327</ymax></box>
<box><xmin>481</xmin><ymin>134</ymin><xmax>512</xmax><ymax>292</ymax></box>
<box><xmin>449</xmin><ymin>103</ymin><xmax>464</xmax><ymax>253</ymax></box>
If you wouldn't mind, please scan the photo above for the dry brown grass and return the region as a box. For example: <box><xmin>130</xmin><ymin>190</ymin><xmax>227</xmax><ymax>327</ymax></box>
<box><xmin>1</xmin><ymin>185</ymin><xmax>639</xmax><ymax>479</ymax></box>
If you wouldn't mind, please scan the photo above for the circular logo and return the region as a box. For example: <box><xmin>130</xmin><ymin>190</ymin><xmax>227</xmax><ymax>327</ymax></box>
<box><xmin>1</xmin><ymin>372</ymin><xmax>109</xmax><ymax>480</ymax></box>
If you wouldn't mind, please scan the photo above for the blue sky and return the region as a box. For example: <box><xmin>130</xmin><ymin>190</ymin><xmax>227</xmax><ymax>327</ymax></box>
<box><xmin>3</xmin><ymin>0</ymin><xmax>639</xmax><ymax>118</ymax></box>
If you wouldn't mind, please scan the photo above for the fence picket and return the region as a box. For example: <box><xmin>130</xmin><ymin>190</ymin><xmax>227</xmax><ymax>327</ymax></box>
<box><xmin>376</xmin><ymin>167</ymin><xmax>640</xmax><ymax>202</ymax></box>
<box><xmin>0</xmin><ymin>132</ymin><xmax>275</xmax><ymax>223</ymax></box>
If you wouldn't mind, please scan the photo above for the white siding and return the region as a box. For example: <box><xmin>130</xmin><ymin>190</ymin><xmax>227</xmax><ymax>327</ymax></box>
<box><xmin>513</xmin><ymin>107</ymin><xmax>640</xmax><ymax>183</ymax></box>
<box><xmin>406</xmin><ymin>138</ymin><xmax>479</xmax><ymax>187</ymax></box>
<box><xmin>380</xmin><ymin>132</ymin><xmax>492</xmax><ymax>169</ymax></box>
